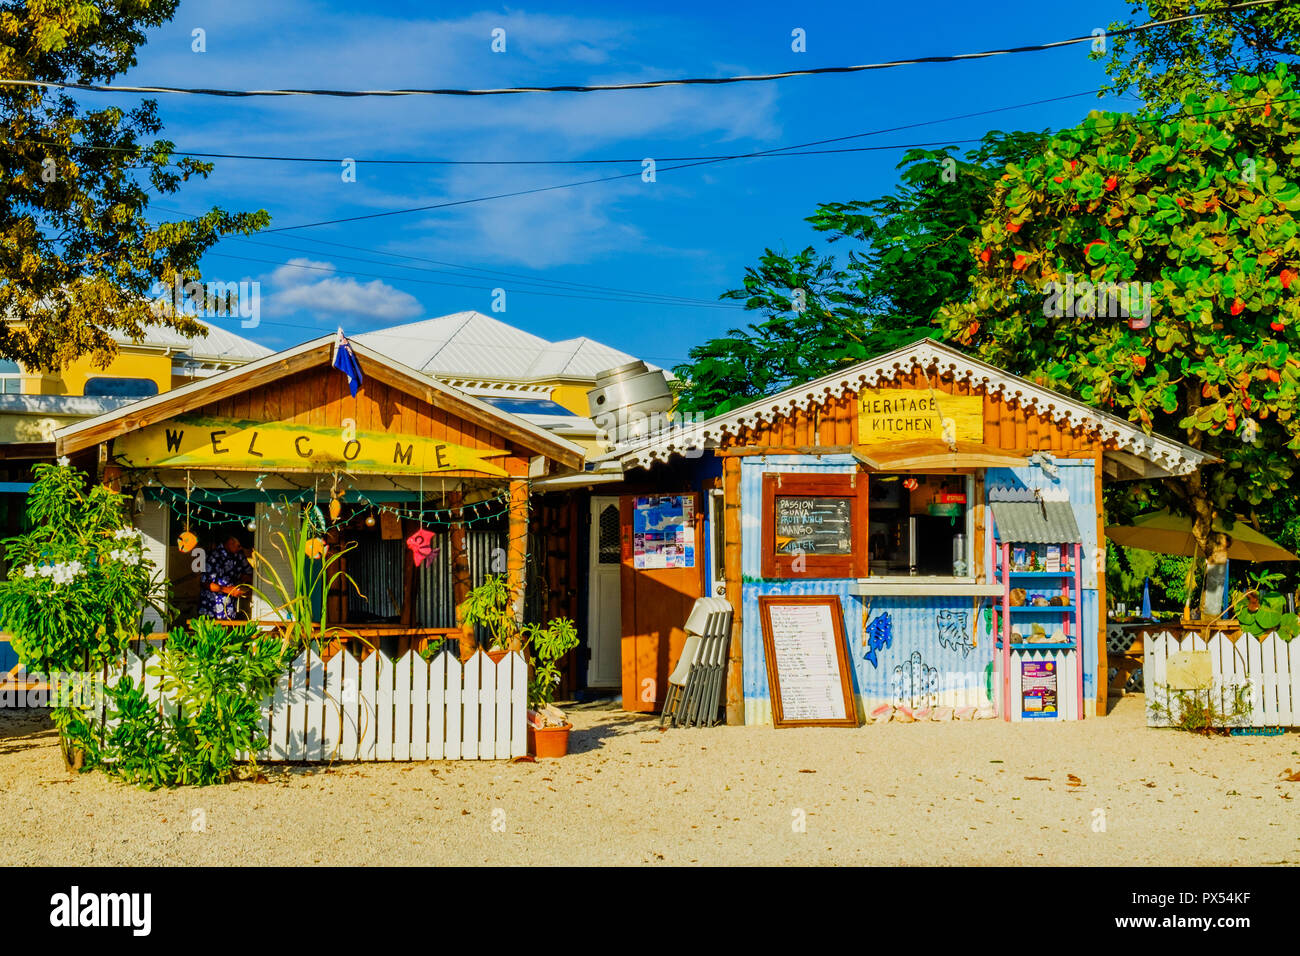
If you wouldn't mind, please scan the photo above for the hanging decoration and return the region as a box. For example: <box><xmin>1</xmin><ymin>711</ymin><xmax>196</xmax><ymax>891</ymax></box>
<box><xmin>364</xmin><ymin>512</ymin><xmax>376</xmax><ymax>528</ymax></box>
<box><xmin>406</xmin><ymin>527</ymin><xmax>437</xmax><ymax>567</ymax></box>
<box><xmin>328</xmin><ymin>472</ymin><xmax>343</xmax><ymax>521</ymax></box>
<box><xmin>177</xmin><ymin>530</ymin><xmax>198</xmax><ymax>554</ymax></box>
<box><xmin>304</xmin><ymin>537</ymin><xmax>327</xmax><ymax>560</ymax></box>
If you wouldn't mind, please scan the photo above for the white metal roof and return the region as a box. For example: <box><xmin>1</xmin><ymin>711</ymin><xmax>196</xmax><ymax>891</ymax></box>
<box><xmin>113</xmin><ymin>317</ymin><xmax>272</xmax><ymax>363</ymax></box>
<box><xmin>357</xmin><ymin>311</ymin><xmax>651</xmax><ymax>383</ymax></box>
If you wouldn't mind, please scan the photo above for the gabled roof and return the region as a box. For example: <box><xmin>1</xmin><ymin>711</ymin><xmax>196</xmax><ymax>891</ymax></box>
<box><xmin>603</xmin><ymin>337</ymin><xmax>1216</xmax><ymax>479</ymax></box>
<box><xmin>357</xmin><ymin>311</ymin><xmax>651</xmax><ymax>383</ymax></box>
<box><xmin>114</xmin><ymin>317</ymin><xmax>272</xmax><ymax>364</ymax></box>
<box><xmin>54</xmin><ymin>335</ymin><xmax>586</xmax><ymax>471</ymax></box>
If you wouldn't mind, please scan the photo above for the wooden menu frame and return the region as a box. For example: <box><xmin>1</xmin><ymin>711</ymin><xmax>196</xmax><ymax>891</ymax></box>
<box><xmin>758</xmin><ymin>594</ymin><xmax>858</xmax><ymax>728</ymax></box>
<box><xmin>761</xmin><ymin>472</ymin><xmax>867</xmax><ymax>579</ymax></box>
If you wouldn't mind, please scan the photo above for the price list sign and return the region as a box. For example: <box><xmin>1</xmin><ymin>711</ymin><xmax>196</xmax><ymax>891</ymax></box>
<box><xmin>758</xmin><ymin>595</ymin><xmax>858</xmax><ymax>728</ymax></box>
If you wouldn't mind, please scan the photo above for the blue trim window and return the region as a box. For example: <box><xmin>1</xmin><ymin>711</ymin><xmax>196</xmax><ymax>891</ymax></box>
<box><xmin>83</xmin><ymin>376</ymin><xmax>160</xmax><ymax>398</ymax></box>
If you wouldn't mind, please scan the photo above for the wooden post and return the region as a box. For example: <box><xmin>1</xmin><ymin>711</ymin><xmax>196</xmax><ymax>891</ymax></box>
<box><xmin>723</xmin><ymin>455</ymin><xmax>744</xmax><ymax>725</ymax></box>
<box><xmin>1094</xmin><ymin>451</ymin><xmax>1108</xmax><ymax>717</ymax></box>
<box><xmin>449</xmin><ymin>490</ymin><xmax>475</xmax><ymax>661</ymax></box>
<box><xmin>507</xmin><ymin>478</ymin><xmax>529</xmax><ymax>631</ymax></box>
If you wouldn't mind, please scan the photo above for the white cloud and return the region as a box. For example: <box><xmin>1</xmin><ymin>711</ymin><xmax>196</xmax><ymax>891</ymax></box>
<box><xmin>267</xmin><ymin>258</ymin><xmax>422</xmax><ymax>321</ymax></box>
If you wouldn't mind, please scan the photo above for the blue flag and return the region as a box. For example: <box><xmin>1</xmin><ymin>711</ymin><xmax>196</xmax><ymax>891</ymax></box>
<box><xmin>1141</xmin><ymin>577</ymin><xmax>1152</xmax><ymax>619</ymax></box>
<box><xmin>332</xmin><ymin>328</ymin><xmax>363</xmax><ymax>398</ymax></box>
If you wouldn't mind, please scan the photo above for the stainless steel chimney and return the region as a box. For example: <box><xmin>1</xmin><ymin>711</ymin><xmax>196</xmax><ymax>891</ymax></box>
<box><xmin>587</xmin><ymin>360</ymin><xmax>673</xmax><ymax>445</ymax></box>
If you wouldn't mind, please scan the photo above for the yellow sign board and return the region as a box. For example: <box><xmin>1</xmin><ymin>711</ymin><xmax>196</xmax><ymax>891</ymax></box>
<box><xmin>114</xmin><ymin>417</ymin><xmax>510</xmax><ymax>477</ymax></box>
<box><xmin>857</xmin><ymin>389</ymin><xmax>984</xmax><ymax>446</ymax></box>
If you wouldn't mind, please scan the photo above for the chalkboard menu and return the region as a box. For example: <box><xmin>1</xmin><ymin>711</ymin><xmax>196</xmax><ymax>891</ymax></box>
<box><xmin>773</xmin><ymin>495</ymin><xmax>853</xmax><ymax>555</ymax></box>
<box><xmin>758</xmin><ymin>595</ymin><xmax>858</xmax><ymax>728</ymax></box>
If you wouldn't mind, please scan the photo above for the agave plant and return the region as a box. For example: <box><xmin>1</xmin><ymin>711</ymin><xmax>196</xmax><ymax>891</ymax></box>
<box><xmin>246</xmin><ymin>502</ymin><xmax>366</xmax><ymax>652</ymax></box>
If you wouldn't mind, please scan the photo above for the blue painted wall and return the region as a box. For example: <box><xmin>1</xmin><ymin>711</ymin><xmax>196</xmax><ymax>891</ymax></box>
<box><xmin>739</xmin><ymin>454</ymin><xmax>1099</xmax><ymax>724</ymax></box>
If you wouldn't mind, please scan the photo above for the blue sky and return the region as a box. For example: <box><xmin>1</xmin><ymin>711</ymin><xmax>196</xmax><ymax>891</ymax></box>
<box><xmin>114</xmin><ymin>0</ymin><xmax>1140</xmax><ymax>369</ymax></box>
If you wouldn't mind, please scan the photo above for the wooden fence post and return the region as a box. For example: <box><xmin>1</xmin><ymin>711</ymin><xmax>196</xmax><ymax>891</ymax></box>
<box><xmin>723</xmin><ymin>455</ymin><xmax>744</xmax><ymax>725</ymax></box>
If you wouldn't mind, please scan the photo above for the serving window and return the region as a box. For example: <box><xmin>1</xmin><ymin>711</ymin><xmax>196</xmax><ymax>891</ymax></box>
<box><xmin>866</xmin><ymin>473</ymin><xmax>973</xmax><ymax>578</ymax></box>
<box><xmin>762</xmin><ymin>470</ymin><xmax>974</xmax><ymax>580</ymax></box>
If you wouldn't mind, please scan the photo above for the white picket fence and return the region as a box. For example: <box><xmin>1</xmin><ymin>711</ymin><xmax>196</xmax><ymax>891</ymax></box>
<box><xmin>992</xmin><ymin>647</ymin><xmax>1083</xmax><ymax>721</ymax></box>
<box><xmin>94</xmin><ymin>648</ymin><xmax>529</xmax><ymax>760</ymax></box>
<box><xmin>1144</xmin><ymin>631</ymin><xmax>1299</xmax><ymax>728</ymax></box>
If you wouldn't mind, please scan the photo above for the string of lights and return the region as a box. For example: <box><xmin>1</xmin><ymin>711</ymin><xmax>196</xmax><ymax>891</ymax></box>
<box><xmin>140</xmin><ymin>476</ymin><xmax>514</xmax><ymax>534</ymax></box>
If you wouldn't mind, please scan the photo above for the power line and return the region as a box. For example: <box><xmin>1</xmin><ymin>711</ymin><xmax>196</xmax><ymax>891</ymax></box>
<box><xmin>259</xmin><ymin>89</ymin><xmax>1300</xmax><ymax>233</ymax></box>
<box><xmin>204</xmin><ymin>251</ymin><xmax>743</xmax><ymax>309</ymax></box>
<box><xmin>0</xmin><ymin>1</ymin><xmax>1283</xmax><ymax>99</ymax></box>
<box><xmin>9</xmin><ymin>89</ymin><xmax>1104</xmax><ymax>165</ymax></box>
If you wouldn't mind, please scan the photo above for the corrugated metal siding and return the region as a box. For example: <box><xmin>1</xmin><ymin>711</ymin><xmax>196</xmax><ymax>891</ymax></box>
<box><xmin>414</xmin><ymin>530</ymin><xmax>506</xmax><ymax>636</ymax></box>
<box><xmin>347</xmin><ymin>539</ymin><xmax>404</xmax><ymax>619</ymax></box>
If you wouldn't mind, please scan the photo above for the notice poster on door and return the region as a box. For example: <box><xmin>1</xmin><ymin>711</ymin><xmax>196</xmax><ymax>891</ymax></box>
<box><xmin>1021</xmin><ymin>660</ymin><xmax>1058</xmax><ymax>718</ymax></box>
<box><xmin>632</xmin><ymin>495</ymin><xmax>695</xmax><ymax>570</ymax></box>
<box><xmin>758</xmin><ymin>595</ymin><xmax>857</xmax><ymax>728</ymax></box>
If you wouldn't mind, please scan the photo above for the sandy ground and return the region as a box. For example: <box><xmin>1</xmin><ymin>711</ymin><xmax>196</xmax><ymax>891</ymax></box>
<box><xmin>0</xmin><ymin>694</ymin><xmax>1296</xmax><ymax>866</ymax></box>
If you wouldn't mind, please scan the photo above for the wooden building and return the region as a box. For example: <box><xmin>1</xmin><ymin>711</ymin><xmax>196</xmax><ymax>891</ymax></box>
<box><xmin>599</xmin><ymin>339</ymin><xmax>1213</xmax><ymax>724</ymax></box>
<box><xmin>53</xmin><ymin>335</ymin><xmax>585</xmax><ymax>656</ymax></box>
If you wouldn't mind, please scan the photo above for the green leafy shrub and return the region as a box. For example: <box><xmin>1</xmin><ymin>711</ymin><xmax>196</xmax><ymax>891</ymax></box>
<box><xmin>0</xmin><ymin>461</ymin><xmax>164</xmax><ymax>673</ymax></box>
<box><xmin>457</xmin><ymin>573</ymin><xmax>520</xmax><ymax>651</ymax></box>
<box><xmin>63</xmin><ymin>618</ymin><xmax>290</xmax><ymax>789</ymax></box>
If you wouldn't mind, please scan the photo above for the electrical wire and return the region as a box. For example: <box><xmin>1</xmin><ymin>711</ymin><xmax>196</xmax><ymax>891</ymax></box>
<box><xmin>8</xmin><ymin>89</ymin><xmax>1106</xmax><ymax>165</ymax></box>
<box><xmin>0</xmin><ymin>1</ymin><xmax>1283</xmax><ymax>99</ymax></box>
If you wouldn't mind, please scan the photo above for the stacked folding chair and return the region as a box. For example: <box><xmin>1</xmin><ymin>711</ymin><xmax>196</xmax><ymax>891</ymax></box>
<box><xmin>660</xmin><ymin>597</ymin><xmax>734</xmax><ymax>728</ymax></box>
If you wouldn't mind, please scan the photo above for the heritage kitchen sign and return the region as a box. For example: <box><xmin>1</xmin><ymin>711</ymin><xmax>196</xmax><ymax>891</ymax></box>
<box><xmin>114</xmin><ymin>416</ymin><xmax>511</xmax><ymax>476</ymax></box>
<box><xmin>857</xmin><ymin>388</ymin><xmax>983</xmax><ymax>445</ymax></box>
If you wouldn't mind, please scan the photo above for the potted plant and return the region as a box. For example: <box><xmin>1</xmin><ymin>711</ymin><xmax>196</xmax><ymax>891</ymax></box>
<box><xmin>457</xmin><ymin>574</ymin><xmax>523</xmax><ymax>661</ymax></box>
<box><xmin>523</xmin><ymin>616</ymin><xmax>579</xmax><ymax>757</ymax></box>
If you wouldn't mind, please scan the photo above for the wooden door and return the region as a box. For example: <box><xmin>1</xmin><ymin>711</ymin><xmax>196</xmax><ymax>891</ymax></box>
<box><xmin>619</xmin><ymin>492</ymin><xmax>705</xmax><ymax>712</ymax></box>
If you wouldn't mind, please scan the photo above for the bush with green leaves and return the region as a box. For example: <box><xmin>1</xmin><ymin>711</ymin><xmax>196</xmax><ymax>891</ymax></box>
<box><xmin>0</xmin><ymin>461</ymin><xmax>164</xmax><ymax>673</ymax></box>
<box><xmin>64</xmin><ymin>618</ymin><xmax>290</xmax><ymax>789</ymax></box>
<box><xmin>524</xmin><ymin>616</ymin><xmax>579</xmax><ymax>710</ymax></box>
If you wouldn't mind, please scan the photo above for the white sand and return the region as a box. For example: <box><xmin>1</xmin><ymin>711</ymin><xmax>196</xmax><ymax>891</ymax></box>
<box><xmin>0</xmin><ymin>694</ymin><xmax>1296</xmax><ymax>866</ymax></box>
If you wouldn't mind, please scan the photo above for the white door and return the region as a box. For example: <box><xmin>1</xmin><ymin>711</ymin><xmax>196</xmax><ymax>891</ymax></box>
<box><xmin>586</xmin><ymin>497</ymin><xmax>623</xmax><ymax>689</ymax></box>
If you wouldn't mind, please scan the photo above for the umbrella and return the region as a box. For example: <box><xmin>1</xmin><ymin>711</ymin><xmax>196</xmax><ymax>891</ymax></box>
<box><xmin>1105</xmin><ymin>509</ymin><xmax>1299</xmax><ymax>562</ymax></box>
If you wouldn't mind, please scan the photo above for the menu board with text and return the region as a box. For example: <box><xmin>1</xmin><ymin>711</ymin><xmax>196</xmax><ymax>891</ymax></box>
<box><xmin>758</xmin><ymin>595</ymin><xmax>858</xmax><ymax>728</ymax></box>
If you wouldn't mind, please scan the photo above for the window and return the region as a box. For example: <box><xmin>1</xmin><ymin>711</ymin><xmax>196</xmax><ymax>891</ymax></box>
<box><xmin>597</xmin><ymin>504</ymin><xmax>620</xmax><ymax>564</ymax></box>
<box><xmin>867</xmin><ymin>473</ymin><xmax>973</xmax><ymax>578</ymax></box>
<box><xmin>0</xmin><ymin>359</ymin><xmax>21</xmax><ymax>395</ymax></box>
<box><xmin>83</xmin><ymin>376</ymin><xmax>160</xmax><ymax>398</ymax></box>
<box><xmin>761</xmin><ymin>473</ymin><xmax>867</xmax><ymax>579</ymax></box>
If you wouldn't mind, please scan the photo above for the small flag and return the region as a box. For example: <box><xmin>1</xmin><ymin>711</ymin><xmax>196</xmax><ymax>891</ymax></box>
<box><xmin>332</xmin><ymin>328</ymin><xmax>363</xmax><ymax>397</ymax></box>
<box><xmin>1140</xmin><ymin>577</ymin><xmax>1152</xmax><ymax>619</ymax></box>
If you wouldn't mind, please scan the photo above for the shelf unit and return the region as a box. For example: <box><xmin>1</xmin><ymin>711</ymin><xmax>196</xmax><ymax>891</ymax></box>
<box><xmin>992</xmin><ymin>539</ymin><xmax>1084</xmax><ymax>721</ymax></box>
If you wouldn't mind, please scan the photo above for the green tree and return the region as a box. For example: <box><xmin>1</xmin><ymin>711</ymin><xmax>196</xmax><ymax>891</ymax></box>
<box><xmin>1100</xmin><ymin>0</ymin><xmax>1300</xmax><ymax>110</ymax></box>
<box><xmin>0</xmin><ymin>1</ymin><xmax>269</xmax><ymax>372</ymax></box>
<box><xmin>940</xmin><ymin>66</ymin><xmax>1300</xmax><ymax>569</ymax></box>
<box><xmin>673</xmin><ymin>131</ymin><xmax>1047</xmax><ymax>416</ymax></box>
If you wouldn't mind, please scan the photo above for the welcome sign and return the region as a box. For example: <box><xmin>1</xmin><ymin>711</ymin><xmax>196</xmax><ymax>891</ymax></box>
<box><xmin>114</xmin><ymin>416</ymin><xmax>511</xmax><ymax>476</ymax></box>
<box><xmin>857</xmin><ymin>389</ymin><xmax>983</xmax><ymax>445</ymax></box>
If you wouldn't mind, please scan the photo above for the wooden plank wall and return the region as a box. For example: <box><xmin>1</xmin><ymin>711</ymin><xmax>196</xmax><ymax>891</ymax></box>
<box><xmin>193</xmin><ymin>365</ymin><xmax>533</xmax><ymax>477</ymax></box>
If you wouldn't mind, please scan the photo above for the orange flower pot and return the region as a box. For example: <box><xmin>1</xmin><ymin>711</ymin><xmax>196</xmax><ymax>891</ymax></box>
<box><xmin>528</xmin><ymin>723</ymin><xmax>572</xmax><ymax>758</ymax></box>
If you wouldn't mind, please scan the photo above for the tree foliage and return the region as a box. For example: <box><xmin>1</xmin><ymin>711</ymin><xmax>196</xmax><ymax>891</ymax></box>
<box><xmin>1100</xmin><ymin>0</ymin><xmax>1300</xmax><ymax>111</ymax></box>
<box><xmin>940</xmin><ymin>66</ymin><xmax>1300</xmax><ymax>560</ymax></box>
<box><xmin>673</xmin><ymin>132</ymin><xmax>1047</xmax><ymax>416</ymax></box>
<box><xmin>0</xmin><ymin>1</ymin><xmax>269</xmax><ymax>372</ymax></box>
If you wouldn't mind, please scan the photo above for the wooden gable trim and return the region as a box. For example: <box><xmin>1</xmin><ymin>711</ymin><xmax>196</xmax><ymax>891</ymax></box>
<box><xmin>56</xmin><ymin>337</ymin><xmax>585</xmax><ymax>471</ymax></box>
<box><xmin>57</xmin><ymin>343</ymin><xmax>333</xmax><ymax>455</ymax></box>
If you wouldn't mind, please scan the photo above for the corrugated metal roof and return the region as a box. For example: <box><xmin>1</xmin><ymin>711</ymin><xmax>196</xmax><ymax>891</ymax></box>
<box><xmin>114</xmin><ymin>318</ymin><xmax>271</xmax><ymax>363</ymax></box>
<box><xmin>357</xmin><ymin>312</ymin><xmax>648</xmax><ymax>383</ymax></box>
<box><xmin>990</xmin><ymin>500</ymin><xmax>1082</xmax><ymax>544</ymax></box>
